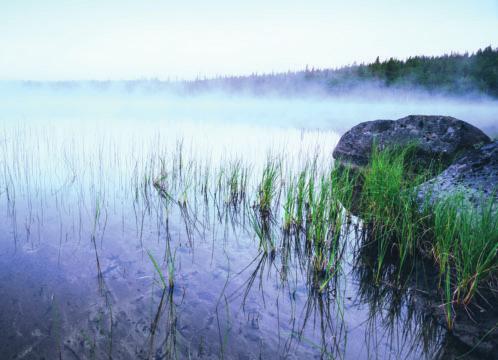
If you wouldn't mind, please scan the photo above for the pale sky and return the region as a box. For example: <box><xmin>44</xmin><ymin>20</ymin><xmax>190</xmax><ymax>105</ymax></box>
<box><xmin>1</xmin><ymin>0</ymin><xmax>497</xmax><ymax>80</ymax></box>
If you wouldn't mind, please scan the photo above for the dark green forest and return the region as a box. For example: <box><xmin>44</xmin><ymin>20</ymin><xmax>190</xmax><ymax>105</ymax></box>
<box><xmin>355</xmin><ymin>46</ymin><xmax>498</xmax><ymax>96</ymax></box>
<box><xmin>184</xmin><ymin>46</ymin><xmax>498</xmax><ymax>98</ymax></box>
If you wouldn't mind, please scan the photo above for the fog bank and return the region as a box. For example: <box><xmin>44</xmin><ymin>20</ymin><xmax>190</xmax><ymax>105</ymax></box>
<box><xmin>1</xmin><ymin>82</ymin><xmax>497</xmax><ymax>136</ymax></box>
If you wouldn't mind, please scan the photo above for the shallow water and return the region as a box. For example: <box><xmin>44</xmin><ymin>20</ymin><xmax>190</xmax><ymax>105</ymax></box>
<box><xmin>0</xmin><ymin>87</ymin><xmax>496</xmax><ymax>359</ymax></box>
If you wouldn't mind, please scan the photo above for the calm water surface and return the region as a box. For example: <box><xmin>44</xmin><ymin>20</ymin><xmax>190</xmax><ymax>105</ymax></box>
<box><xmin>0</xmin><ymin>88</ymin><xmax>497</xmax><ymax>359</ymax></box>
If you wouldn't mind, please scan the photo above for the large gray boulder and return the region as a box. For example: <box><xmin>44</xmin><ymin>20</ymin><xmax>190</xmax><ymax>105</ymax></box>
<box><xmin>418</xmin><ymin>140</ymin><xmax>498</xmax><ymax>209</ymax></box>
<box><xmin>332</xmin><ymin>115</ymin><xmax>491</xmax><ymax>169</ymax></box>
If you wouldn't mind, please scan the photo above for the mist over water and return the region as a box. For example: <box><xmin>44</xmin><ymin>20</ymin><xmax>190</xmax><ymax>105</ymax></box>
<box><xmin>1</xmin><ymin>82</ymin><xmax>497</xmax><ymax>136</ymax></box>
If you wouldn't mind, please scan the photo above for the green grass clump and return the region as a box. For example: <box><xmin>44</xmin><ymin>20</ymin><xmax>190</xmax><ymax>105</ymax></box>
<box><xmin>351</xmin><ymin>144</ymin><xmax>497</xmax><ymax>328</ymax></box>
<box><xmin>295</xmin><ymin>169</ymin><xmax>307</xmax><ymax>228</ymax></box>
<box><xmin>257</xmin><ymin>159</ymin><xmax>280</xmax><ymax>218</ymax></box>
<box><xmin>223</xmin><ymin>160</ymin><xmax>249</xmax><ymax>206</ymax></box>
<box><xmin>359</xmin><ymin>145</ymin><xmax>429</xmax><ymax>281</ymax></box>
<box><xmin>310</xmin><ymin>175</ymin><xmax>344</xmax><ymax>279</ymax></box>
<box><xmin>296</xmin><ymin>167</ymin><xmax>352</xmax><ymax>289</ymax></box>
<box><xmin>250</xmin><ymin>208</ymin><xmax>275</xmax><ymax>254</ymax></box>
<box><xmin>282</xmin><ymin>177</ymin><xmax>296</xmax><ymax>233</ymax></box>
<box><xmin>433</xmin><ymin>193</ymin><xmax>498</xmax><ymax>306</ymax></box>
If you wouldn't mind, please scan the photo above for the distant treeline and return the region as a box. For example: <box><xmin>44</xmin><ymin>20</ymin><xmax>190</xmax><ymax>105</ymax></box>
<box><xmin>21</xmin><ymin>46</ymin><xmax>498</xmax><ymax>98</ymax></box>
<box><xmin>182</xmin><ymin>46</ymin><xmax>498</xmax><ymax>98</ymax></box>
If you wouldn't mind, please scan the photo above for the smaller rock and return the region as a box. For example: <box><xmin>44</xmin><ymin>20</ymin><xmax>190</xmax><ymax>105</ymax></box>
<box><xmin>417</xmin><ymin>140</ymin><xmax>498</xmax><ymax>210</ymax></box>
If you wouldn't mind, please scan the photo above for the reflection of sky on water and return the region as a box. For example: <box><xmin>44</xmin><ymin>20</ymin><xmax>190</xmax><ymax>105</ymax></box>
<box><xmin>0</xmin><ymin>87</ymin><xmax>488</xmax><ymax>359</ymax></box>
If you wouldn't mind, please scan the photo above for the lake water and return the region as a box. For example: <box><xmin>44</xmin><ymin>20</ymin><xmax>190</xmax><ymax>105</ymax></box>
<box><xmin>0</xmin><ymin>85</ymin><xmax>497</xmax><ymax>359</ymax></box>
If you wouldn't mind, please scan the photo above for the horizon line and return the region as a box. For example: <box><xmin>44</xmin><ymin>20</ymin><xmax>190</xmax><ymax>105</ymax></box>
<box><xmin>1</xmin><ymin>45</ymin><xmax>495</xmax><ymax>83</ymax></box>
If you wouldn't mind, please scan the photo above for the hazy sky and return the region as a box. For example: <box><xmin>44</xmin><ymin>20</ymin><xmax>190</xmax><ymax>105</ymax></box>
<box><xmin>1</xmin><ymin>0</ymin><xmax>497</xmax><ymax>80</ymax></box>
